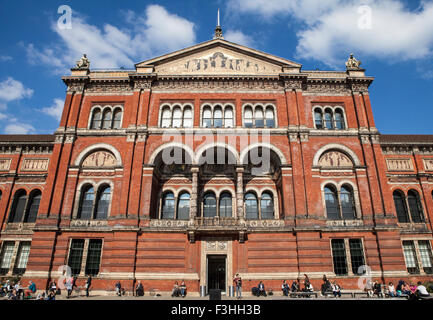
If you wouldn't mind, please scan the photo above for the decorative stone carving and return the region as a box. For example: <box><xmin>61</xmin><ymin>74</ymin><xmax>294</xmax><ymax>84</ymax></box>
<box><xmin>382</xmin><ymin>146</ymin><xmax>412</xmax><ymax>155</ymax></box>
<box><xmin>423</xmin><ymin>159</ymin><xmax>433</xmax><ymax>171</ymax></box>
<box><xmin>206</xmin><ymin>241</ymin><xmax>228</xmax><ymax>251</ymax></box>
<box><xmin>318</xmin><ymin>151</ymin><xmax>353</xmax><ymax>167</ymax></box>
<box><xmin>76</xmin><ymin>54</ymin><xmax>90</xmax><ymax>69</ymax></box>
<box><xmin>0</xmin><ymin>159</ymin><xmax>11</xmax><ymax>171</ymax></box>
<box><xmin>150</xmin><ymin>220</ymin><xmax>188</xmax><ymax>228</ymax></box>
<box><xmin>386</xmin><ymin>159</ymin><xmax>414</xmax><ymax>171</ymax></box>
<box><xmin>82</xmin><ymin>151</ymin><xmax>116</xmax><ymax>168</ymax></box>
<box><xmin>70</xmin><ymin>220</ymin><xmax>107</xmax><ymax>227</ymax></box>
<box><xmin>247</xmin><ymin>220</ymin><xmax>284</xmax><ymax>228</ymax></box>
<box><xmin>326</xmin><ymin>220</ymin><xmax>363</xmax><ymax>227</ymax></box>
<box><xmin>21</xmin><ymin>159</ymin><xmax>49</xmax><ymax>171</ymax></box>
<box><xmin>345</xmin><ymin>54</ymin><xmax>361</xmax><ymax>70</ymax></box>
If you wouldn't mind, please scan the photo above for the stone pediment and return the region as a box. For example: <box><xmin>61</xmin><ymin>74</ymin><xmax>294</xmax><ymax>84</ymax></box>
<box><xmin>136</xmin><ymin>39</ymin><xmax>301</xmax><ymax>75</ymax></box>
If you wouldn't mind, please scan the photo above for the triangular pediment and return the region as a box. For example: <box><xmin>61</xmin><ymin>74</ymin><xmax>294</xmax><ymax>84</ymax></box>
<box><xmin>135</xmin><ymin>39</ymin><xmax>302</xmax><ymax>75</ymax></box>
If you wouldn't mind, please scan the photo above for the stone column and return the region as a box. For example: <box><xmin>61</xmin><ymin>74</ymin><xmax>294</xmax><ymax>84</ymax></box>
<box><xmin>236</xmin><ymin>167</ymin><xmax>245</xmax><ymax>225</ymax></box>
<box><xmin>189</xmin><ymin>166</ymin><xmax>200</xmax><ymax>226</ymax></box>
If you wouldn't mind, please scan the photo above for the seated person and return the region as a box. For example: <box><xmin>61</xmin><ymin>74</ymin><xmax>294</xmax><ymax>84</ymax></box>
<box><xmin>303</xmin><ymin>281</ymin><xmax>314</xmax><ymax>292</ymax></box>
<box><xmin>373</xmin><ymin>281</ymin><xmax>382</xmax><ymax>297</ymax></box>
<box><xmin>291</xmin><ymin>279</ymin><xmax>300</xmax><ymax>292</ymax></box>
<box><xmin>25</xmin><ymin>281</ymin><xmax>36</xmax><ymax>298</ymax></box>
<box><xmin>332</xmin><ymin>281</ymin><xmax>341</xmax><ymax>298</ymax></box>
<box><xmin>321</xmin><ymin>275</ymin><xmax>333</xmax><ymax>296</ymax></box>
<box><xmin>36</xmin><ymin>292</ymin><xmax>46</xmax><ymax>300</ymax></box>
<box><xmin>179</xmin><ymin>280</ymin><xmax>187</xmax><ymax>297</ymax></box>
<box><xmin>171</xmin><ymin>281</ymin><xmax>180</xmax><ymax>297</ymax></box>
<box><xmin>115</xmin><ymin>281</ymin><xmax>122</xmax><ymax>296</ymax></box>
<box><xmin>402</xmin><ymin>282</ymin><xmax>412</xmax><ymax>295</ymax></box>
<box><xmin>415</xmin><ymin>281</ymin><xmax>430</xmax><ymax>299</ymax></box>
<box><xmin>257</xmin><ymin>281</ymin><xmax>267</xmax><ymax>297</ymax></box>
<box><xmin>388</xmin><ymin>282</ymin><xmax>396</xmax><ymax>297</ymax></box>
<box><xmin>281</xmin><ymin>280</ymin><xmax>289</xmax><ymax>296</ymax></box>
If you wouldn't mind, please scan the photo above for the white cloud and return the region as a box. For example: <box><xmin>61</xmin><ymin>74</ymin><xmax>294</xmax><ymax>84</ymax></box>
<box><xmin>228</xmin><ymin>0</ymin><xmax>433</xmax><ymax>67</ymax></box>
<box><xmin>225</xmin><ymin>30</ymin><xmax>255</xmax><ymax>47</ymax></box>
<box><xmin>0</xmin><ymin>77</ymin><xmax>33</xmax><ymax>102</ymax></box>
<box><xmin>5</xmin><ymin>123</ymin><xmax>35</xmax><ymax>134</ymax></box>
<box><xmin>26</xmin><ymin>5</ymin><xmax>196</xmax><ymax>72</ymax></box>
<box><xmin>0</xmin><ymin>56</ymin><xmax>12</xmax><ymax>62</ymax></box>
<box><xmin>40</xmin><ymin>98</ymin><xmax>64</xmax><ymax>121</ymax></box>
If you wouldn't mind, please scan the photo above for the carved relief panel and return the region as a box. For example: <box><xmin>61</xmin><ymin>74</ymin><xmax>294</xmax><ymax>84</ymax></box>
<box><xmin>0</xmin><ymin>159</ymin><xmax>11</xmax><ymax>171</ymax></box>
<box><xmin>386</xmin><ymin>158</ymin><xmax>414</xmax><ymax>171</ymax></box>
<box><xmin>318</xmin><ymin>151</ymin><xmax>353</xmax><ymax>167</ymax></box>
<box><xmin>423</xmin><ymin>159</ymin><xmax>433</xmax><ymax>171</ymax></box>
<box><xmin>81</xmin><ymin>151</ymin><xmax>116</xmax><ymax>168</ymax></box>
<box><xmin>21</xmin><ymin>158</ymin><xmax>49</xmax><ymax>171</ymax></box>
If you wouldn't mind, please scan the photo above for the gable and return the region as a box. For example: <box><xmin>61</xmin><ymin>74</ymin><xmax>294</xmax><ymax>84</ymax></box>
<box><xmin>135</xmin><ymin>39</ymin><xmax>301</xmax><ymax>75</ymax></box>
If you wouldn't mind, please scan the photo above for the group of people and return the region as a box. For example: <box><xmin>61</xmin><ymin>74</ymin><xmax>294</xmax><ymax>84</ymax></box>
<box><xmin>0</xmin><ymin>280</ymin><xmax>37</xmax><ymax>300</ymax></box>
<box><xmin>171</xmin><ymin>281</ymin><xmax>187</xmax><ymax>297</ymax></box>
<box><xmin>384</xmin><ymin>280</ymin><xmax>430</xmax><ymax>300</ymax></box>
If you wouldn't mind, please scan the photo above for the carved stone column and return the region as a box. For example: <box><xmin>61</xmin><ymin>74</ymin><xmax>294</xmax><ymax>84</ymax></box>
<box><xmin>189</xmin><ymin>166</ymin><xmax>200</xmax><ymax>226</ymax></box>
<box><xmin>236</xmin><ymin>167</ymin><xmax>245</xmax><ymax>225</ymax></box>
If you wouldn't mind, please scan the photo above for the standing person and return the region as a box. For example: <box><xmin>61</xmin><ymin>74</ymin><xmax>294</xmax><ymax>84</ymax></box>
<box><xmin>233</xmin><ymin>274</ymin><xmax>242</xmax><ymax>299</ymax></box>
<box><xmin>135</xmin><ymin>280</ymin><xmax>144</xmax><ymax>296</ymax></box>
<box><xmin>85</xmin><ymin>275</ymin><xmax>92</xmax><ymax>297</ymax></box>
<box><xmin>65</xmin><ymin>276</ymin><xmax>73</xmax><ymax>299</ymax></box>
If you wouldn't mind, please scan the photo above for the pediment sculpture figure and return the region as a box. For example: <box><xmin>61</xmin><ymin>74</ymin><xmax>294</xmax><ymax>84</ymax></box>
<box><xmin>345</xmin><ymin>53</ymin><xmax>361</xmax><ymax>70</ymax></box>
<box><xmin>76</xmin><ymin>54</ymin><xmax>90</xmax><ymax>69</ymax></box>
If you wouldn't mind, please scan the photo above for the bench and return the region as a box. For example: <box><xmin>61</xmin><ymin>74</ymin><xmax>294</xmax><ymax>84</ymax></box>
<box><xmin>289</xmin><ymin>291</ymin><xmax>318</xmax><ymax>298</ymax></box>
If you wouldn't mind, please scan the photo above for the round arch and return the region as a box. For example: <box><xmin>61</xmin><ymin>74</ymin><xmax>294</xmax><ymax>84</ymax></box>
<box><xmin>313</xmin><ymin>143</ymin><xmax>361</xmax><ymax>167</ymax></box>
<box><xmin>74</xmin><ymin>143</ymin><xmax>122</xmax><ymax>167</ymax></box>
<box><xmin>240</xmin><ymin>142</ymin><xmax>287</xmax><ymax>165</ymax></box>
<box><xmin>148</xmin><ymin>142</ymin><xmax>195</xmax><ymax>165</ymax></box>
<box><xmin>194</xmin><ymin>143</ymin><xmax>239</xmax><ymax>165</ymax></box>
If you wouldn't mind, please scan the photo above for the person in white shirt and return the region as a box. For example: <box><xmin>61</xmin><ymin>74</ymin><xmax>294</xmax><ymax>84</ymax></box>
<box><xmin>388</xmin><ymin>282</ymin><xmax>396</xmax><ymax>297</ymax></box>
<box><xmin>415</xmin><ymin>281</ymin><xmax>430</xmax><ymax>299</ymax></box>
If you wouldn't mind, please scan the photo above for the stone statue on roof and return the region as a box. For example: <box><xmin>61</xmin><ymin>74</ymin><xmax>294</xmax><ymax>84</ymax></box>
<box><xmin>76</xmin><ymin>54</ymin><xmax>90</xmax><ymax>69</ymax></box>
<box><xmin>345</xmin><ymin>53</ymin><xmax>361</xmax><ymax>70</ymax></box>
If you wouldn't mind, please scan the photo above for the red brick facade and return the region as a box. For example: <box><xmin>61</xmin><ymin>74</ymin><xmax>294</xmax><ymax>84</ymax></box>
<box><xmin>0</xmin><ymin>38</ymin><xmax>432</xmax><ymax>295</ymax></box>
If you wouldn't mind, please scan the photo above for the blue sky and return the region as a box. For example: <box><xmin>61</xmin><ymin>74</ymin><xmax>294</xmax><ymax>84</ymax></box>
<box><xmin>1</xmin><ymin>0</ymin><xmax>433</xmax><ymax>134</ymax></box>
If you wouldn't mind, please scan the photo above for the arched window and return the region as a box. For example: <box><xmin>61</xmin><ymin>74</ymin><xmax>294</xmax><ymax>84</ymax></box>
<box><xmin>183</xmin><ymin>107</ymin><xmax>193</xmax><ymax>128</ymax></box>
<box><xmin>161</xmin><ymin>192</ymin><xmax>175</xmax><ymax>219</ymax></box>
<box><xmin>255</xmin><ymin>107</ymin><xmax>264</xmax><ymax>128</ymax></box>
<box><xmin>177</xmin><ymin>192</ymin><xmax>190</xmax><ymax>220</ymax></box>
<box><xmin>172</xmin><ymin>107</ymin><xmax>182</xmax><ymax>128</ymax></box>
<box><xmin>24</xmin><ymin>190</ymin><xmax>41</xmax><ymax>223</ymax></box>
<box><xmin>112</xmin><ymin>108</ymin><xmax>122</xmax><ymax>129</ymax></box>
<box><xmin>325</xmin><ymin>185</ymin><xmax>339</xmax><ymax>220</ymax></box>
<box><xmin>78</xmin><ymin>185</ymin><xmax>94</xmax><ymax>220</ymax></box>
<box><xmin>245</xmin><ymin>192</ymin><xmax>258</xmax><ymax>219</ymax></box>
<box><xmin>335</xmin><ymin>109</ymin><xmax>345</xmax><ymax>130</ymax></box>
<box><xmin>340</xmin><ymin>185</ymin><xmax>356</xmax><ymax>219</ymax></box>
<box><xmin>214</xmin><ymin>106</ymin><xmax>223</xmax><ymax>128</ymax></box>
<box><xmin>219</xmin><ymin>192</ymin><xmax>232</xmax><ymax>218</ymax></box>
<box><xmin>203</xmin><ymin>106</ymin><xmax>212</xmax><ymax>128</ymax></box>
<box><xmin>407</xmin><ymin>190</ymin><xmax>424</xmax><ymax>223</ymax></box>
<box><xmin>324</xmin><ymin>109</ymin><xmax>334</xmax><ymax>130</ymax></box>
<box><xmin>161</xmin><ymin>107</ymin><xmax>172</xmax><ymax>128</ymax></box>
<box><xmin>91</xmin><ymin>108</ymin><xmax>102</xmax><ymax>129</ymax></box>
<box><xmin>260</xmin><ymin>192</ymin><xmax>274</xmax><ymax>219</ymax></box>
<box><xmin>94</xmin><ymin>185</ymin><xmax>111</xmax><ymax>220</ymax></box>
<box><xmin>265</xmin><ymin>107</ymin><xmax>275</xmax><ymax>128</ymax></box>
<box><xmin>102</xmin><ymin>109</ymin><xmax>112</xmax><ymax>129</ymax></box>
<box><xmin>393</xmin><ymin>190</ymin><xmax>409</xmax><ymax>223</ymax></box>
<box><xmin>203</xmin><ymin>192</ymin><xmax>217</xmax><ymax>218</ymax></box>
<box><xmin>224</xmin><ymin>107</ymin><xmax>234</xmax><ymax>128</ymax></box>
<box><xmin>9</xmin><ymin>190</ymin><xmax>27</xmax><ymax>223</ymax></box>
<box><xmin>314</xmin><ymin>109</ymin><xmax>323</xmax><ymax>129</ymax></box>
<box><xmin>244</xmin><ymin>106</ymin><xmax>253</xmax><ymax>128</ymax></box>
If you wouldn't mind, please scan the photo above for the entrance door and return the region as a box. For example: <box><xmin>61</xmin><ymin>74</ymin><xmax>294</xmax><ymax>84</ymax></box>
<box><xmin>207</xmin><ymin>255</ymin><xmax>226</xmax><ymax>293</ymax></box>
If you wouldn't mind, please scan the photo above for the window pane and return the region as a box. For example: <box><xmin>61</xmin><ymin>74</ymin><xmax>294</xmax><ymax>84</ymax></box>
<box><xmin>244</xmin><ymin>107</ymin><xmax>253</xmax><ymax>128</ymax></box>
<box><xmin>260</xmin><ymin>192</ymin><xmax>274</xmax><ymax>219</ymax></box>
<box><xmin>183</xmin><ymin>108</ymin><xmax>193</xmax><ymax>128</ymax></box>
<box><xmin>224</xmin><ymin>108</ymin><xmax>233</xmax><ymax>128</ymax></box>
<box><xmin>325</xmin><ymin>110</ymin><xmax>334</xmax><ymax>130</ymax></box>
<box><xmin>335</xmin><ymin>110</ymin><xmax>345</xmax><ymax>130</ymax></box>
<box><xmin>0</xmin><ymin>242</ymin><xmax>15</xmax><ymax>274</ymax></box>
<box><xmin>203</xmin><ymin>193</ymin><xmax>217</xmax><ymax>218</ymax></box>
<box><xmin>418</xmin><ymin>240</ymin><xmax>433</xmax><ymax>274</ymax></box>
<box><xmin>408</xmin><ymin>190</ymin><xmax>424</xmax><ymax>223</ymax></box>
<box><xmin>162</xmin><ymin>192</ymin><xmax>175</xmax><ymax>219</ymax></box>
<box><xmin>255</xmin><ymin>107</ymin><xmax>264</xmax><ymax>128</ymax></box>
<box><xmin>102</xmin><ymin>109</ymin><xmax>112</xmax><ymax>129</ymax></box>
<box><xmin>14</xmin><ymin>242</ymin><xmax>31</xmax><ymax>275</ymax></box>
<box><xmin>24</xmin><ymin>191</ymin><xmax>41</xmax><ymax>223</ymax></box>
<box><xmin>172</xmin><ymin>108</ymin><xmax>182</xmax><ymax>128</ymax></box>
<box><xmin>219</xmin><ymin>193</ymin><xmax>232</xmax><ymax>218</ymax></box>
<box><xmin>340</xmin><ymin>186</ymin><xmax>356</xmax><ymax>219</ymax></box>
<box><xmin>95</xmin><ymin>186</ymin><xmax>110</xmax><ymax>220</ymax></box>
<box><xmin>78</xmin><ymin>186</ymin><xmax>94</xmax><ymax>220</ymax></box>
<box><xmin>161</xmin><ymin>108</ymin><xmax>172</xmax><ymax>128</ymax></box>
<box><xmin>393</xmin><ymin>191</ymin><xmax>409</xmax><ymax>223</ymax></box>
<box><xmin>112</xmin><ymin>108</ymin><xmax>122</xmax><ymax>129</ymax></box>
<box><xmin>314</xmin><ymin>110</ymin><xmax>323</xmax><ymax>129</ymax></box>
<box><xmin>349</xmin><ymin>239</ymin><xmax>365</xmax><ymax>274</ymax></box>
<box><xmin>402</xmin><ymin>241</ymin><xmax>419</xmax><ymax>274</ymax></box>
<box><xmin>9</xmin><ymin>191</ymin><xmax>27</xmax><ymax>223</ymax></box>
<box><xmin>245</xmin><ymin>193</ymin><xmax>258</xmax><ymax>219</ymax></box>
<box><xmin>325</xmin><ymin>187</ymin><xmax>339</xmax><ymax>220</ymax></box>
<box><xmin>91</xmin><ymin>109</ymin><xmax>102</xmax><ymax>129</ymax></box>
<box><xmin>177</xmin><ymin>193</ymin><xmax>190</xmax><ymax>220</ymax></box>
<box><xmin>214</xmin><ymin>107</ymin><xmax>223</xmax><ymax>128</ymax></box>
<box><xmin>265</xmin><ymin>107</ymin><xmax>275</xmax><ymax>128</ymax></box>
<box><xmin>203</xmin><ymin>107</ymin><xmax>212</xmax><ymax>127</ymax></box>
<box><xmin>68</xmin><ymin>239</ymin><xmax>85</xmax><ymax>276</ymax></box>
<box><xmin>331</xmin><ymin>239</ymin><xmax>348</xmax><ymax>275</ymax></box>
<box><xmin>85</xmin><ymin>239</ymin><xmax>103</xmax><ymax>276</ymax></box>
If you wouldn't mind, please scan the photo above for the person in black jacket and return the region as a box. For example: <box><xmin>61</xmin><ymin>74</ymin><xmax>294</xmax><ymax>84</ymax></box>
<box><xmin>257</xmin><ymin>281</ymin><xmax>267</xmax><ymax>297</ymax></box>
<box><xmin>85</xmin><ymin>275</ymin><xmax>92</xmax><ymax>297</ymax></box>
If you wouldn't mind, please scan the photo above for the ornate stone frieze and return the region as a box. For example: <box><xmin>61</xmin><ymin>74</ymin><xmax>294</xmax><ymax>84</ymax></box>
<box><xmin>21</xmin><ymin>159</ymin><xmax>49</xmax><ymax>171</ymax></box>
<box><xmin>423</xmin><ymin>159</ymin><xmax>433</xmax><ymax>171</ymax></box>
<box><xmin>305</xmin><ymin>81</ymin><xmax>350</xmax><ymax>94</ymax></box>
<box><xmin>65</xmin><ymin>134</ymin><xmax>75</xmax><ymax>144</ymax></box>
<box><xmin>382</xmin><ymin>146</ymin><xmax>413</xmax><ymax>155</ymax></box>
<box><xmin>79</xmin><ymin>171</ymin><xmax>115</xmax><ymax>177</ymax></box>
<box><xmin>85</xmin><ymin>81</ymin><xmax>132</xmax><ymax>94</ymax></box>
<box><xmin>247</xmin><ymin>220</ymin><xmax>285</xmax><ymax>228</ymax></box>
<box><xmin>206</xmin><ymin>240</ymin><xmax>228</xmax><ymax>251</ymax></box>
<box><xmin>326</xmin><ymin>220</ymin><xmax>363</xmax><ymax>227</ymax></box>
<box><xmin>70</xmin><ymin>220</ymin><xmax>108</xmax><ymax>227</ymax></box>
<box><xmin>318</xmin><ymin>151</ymin><xmax>353</xmax><ymax>168</ymax></box>
<box><xmin>0</xmin><ymin>159</ymin><xmax>11</xmax><ymax>171</ymax></box>
<box><xmin>153</xmin><ymin>78</ymin><xmax>282</xmax><ymax>91</ymax></box>
<box><xmin>150</xmin><ymin>219</ymin><xmax>188</xmax><ymax>228</ymax></box>
<box><xmin>133</xmin><ymin>80</ymin><xmax>152</xmax><ymax>90</ymax></box>
<box><xmin>82</xmin><ymin>151</ymin><xmax>116</xmax><ymax>168</ymax></box>
<box><xmin>0</xmin><ymin>146</ymin><xmax>18</xmax><ymax>154</ymax></box>
<box><xmin>419</xmin><ymin>146</ymin><xmax>433</xmax><ymax>155</ymax></box>
<box><xmin>386</xmin><ymin>159</ymin><xmax>414</xmax><ymax>171</ymax></box>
